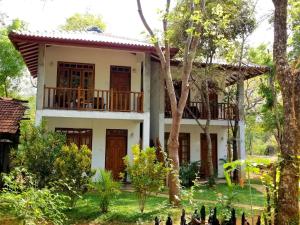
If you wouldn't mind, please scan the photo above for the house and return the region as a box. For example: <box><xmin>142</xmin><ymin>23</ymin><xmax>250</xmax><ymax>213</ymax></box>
<box><xmin>0</xmin><ymin>98</ymin><xmax>28</xmax><ymax>178</ymax></box>
<box><xmin>9</xmin><ymin>30</ymin><xmax>268</xmax><ymax>179</ymax></box>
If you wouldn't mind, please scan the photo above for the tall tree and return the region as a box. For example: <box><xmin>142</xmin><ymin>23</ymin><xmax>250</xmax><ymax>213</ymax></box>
<box><xmin>60</xmin><ymin>13</ymin><xmax>106</xmax><ymax>32</ymax></box>
<box><xmin>272</xmin><ymin>0</ymin><xmax>299</xmax><ymax>224</ymax></box>
<box><xmin>0</xmin><ymin>19</ymin><xmax>25</xmax><ymax>97</ymax></box>
<box><xmin>137</xmin><ymin>0</ymin><xmax>205</xmax><ymax>205</ymax></box>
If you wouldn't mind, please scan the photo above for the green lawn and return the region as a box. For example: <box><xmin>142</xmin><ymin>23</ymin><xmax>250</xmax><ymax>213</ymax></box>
<box><xmin>0</xmin><ymin>183</ymin><xmax>266</xmax><ymax>225</ymax></box>
<box><xmin>66</xmin><ymin>183</ymin><xmax>265</xmax><ymax>225</ymax></box>
<box><xmin>193</xmin><ymin>183</ymin><xmax>265</xmax><ymax>207</ymax></box>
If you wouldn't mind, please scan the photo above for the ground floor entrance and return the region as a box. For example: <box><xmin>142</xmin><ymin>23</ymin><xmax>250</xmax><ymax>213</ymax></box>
<box><xmin>105</xmin><ymin>129</ymin><xmax>128</xmax><ymax>180</ymax></box>
<box><xmin>200</xmin><ymin>133</ymin><xmax>218</xmax><ymax>178</ymax></box>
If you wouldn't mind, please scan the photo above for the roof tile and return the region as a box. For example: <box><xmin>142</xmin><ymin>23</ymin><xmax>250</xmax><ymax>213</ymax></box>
<box><xmin>0</xmin><ymin>98</ymin><xmax>27</xmax><ymax>134</ymax></box>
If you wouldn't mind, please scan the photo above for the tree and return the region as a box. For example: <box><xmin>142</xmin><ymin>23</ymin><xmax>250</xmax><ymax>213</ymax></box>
<box><xmin>137</xmin><ymin>0</ymin><xmax>205</xmax><ymax>205</ymax></box>
<box><xmin>272</xmin><ymin>0</ymin><xmax>300</xmax><ymax>224</ymax></box>
<box><xmin>123</xmin><ymin>145</ymin><xmax>169</xmax><ymax>213</ymax></box>
<box><xmin>0</xmin><ymin>19</ymin><xmax>25</xmax><ymax>97</ymax></box>
<box><xmin>54</xmin><ymin>143</ymin><xmax>94</xmax><ymax>207</ymax></box>
<box><xmin>60</xmin><ymin>13</ymin><xmax>106</xmax><ymax>32</ymax></box>
<box><xmin>12</xmin><ymin>122</ymin><xmax>66</xmax><ymax>187</ymax></box>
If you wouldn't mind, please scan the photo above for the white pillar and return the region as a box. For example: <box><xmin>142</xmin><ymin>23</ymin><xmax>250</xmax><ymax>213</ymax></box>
<box><xmin>142</xmin><ymin>113</ymin><xmax>150</xmax><ymax>149</ymax></box>
<box><xmin>238</xmin><ymin>120</ymin><xmax>246</xmax><ymax>160</ymax></box>
<box><xmin>35</xmin><ymin>44</ymin><xmax>46</xmax><ymax>126</ymax></box>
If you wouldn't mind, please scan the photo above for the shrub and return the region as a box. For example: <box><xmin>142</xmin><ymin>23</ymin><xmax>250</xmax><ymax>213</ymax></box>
<box><xmin>179</xmin><ymin>161</ymin><xmax>200</xmax><ymax>187</ymax></box>
<box><xmin>12</xmin><ymin>122</ymin><xmax>66</xmax><ymax>187</ymax></box>
<box><xmin>0</xmin><ymin>168</ymin><xmax>69</xmax><ymax>225</ymax></box>
<box><xmin>123</xmin><ymin>145</ymin><xmax>169</xmax><ymax>213</ymax></box>
<box><xmin>54</xmin><ymin>143</ymin><xmax>94</xmax><ymax>206</ymax></box>
<box><xmin>94</xmin><ymin>169</ymin><xmax>120</xmax><ymax>213</ymax></box>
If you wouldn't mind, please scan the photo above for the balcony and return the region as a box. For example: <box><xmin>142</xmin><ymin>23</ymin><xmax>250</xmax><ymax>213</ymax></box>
<box><xmin>43</xmin><ymin>86</ymin><xmax>144</xmax><ymax>113</ymax></box>
<box><xmin>165</xmin><ymin>101</ymin><xmax>238</xmax><ymax>120</ymax></box>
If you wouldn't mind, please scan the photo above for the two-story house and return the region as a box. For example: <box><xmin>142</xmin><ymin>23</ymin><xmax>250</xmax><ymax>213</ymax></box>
<box><xmin>9</xmin><ymin>30</ymin><xmax>267</xmax><ymax>179</ymax></box>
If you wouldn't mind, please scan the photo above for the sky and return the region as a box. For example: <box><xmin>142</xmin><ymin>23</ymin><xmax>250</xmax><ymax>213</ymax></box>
<box><xmin>0</xmin><ymin>0</ymin><xmax>275</xmax><ymax>96</ymax></box>
<box><xmin>1</xmin><ymin>0</ymin><xmax>274</xmax><ymax>46</ymax></box>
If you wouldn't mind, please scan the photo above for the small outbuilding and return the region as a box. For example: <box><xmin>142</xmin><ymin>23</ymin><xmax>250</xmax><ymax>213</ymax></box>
<box><xmin>0</xmin><ymin>97</ymin><xmax>28</xmax><ymax>176</ymax></box>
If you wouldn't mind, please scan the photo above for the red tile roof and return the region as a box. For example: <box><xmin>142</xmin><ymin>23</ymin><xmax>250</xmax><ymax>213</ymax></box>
<box><xmin>0</xmin><ymin>98</ymin><xmax>28</xmax><ymax>134</ymax></box>
<box><xmin>9</xmin><ymin>30</ymin><xmax>178</xmax><ymax>78</ymax></box>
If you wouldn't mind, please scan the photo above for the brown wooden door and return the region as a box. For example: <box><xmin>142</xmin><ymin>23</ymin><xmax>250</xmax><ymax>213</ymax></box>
<box><xmin>200</xmin><ymin>133</ymin><xmax>218</xmax><ymax>178</ymax></box>
<box><xmin>105</xmin><ymin>129</ymin><xmax>127</xmax><ymax>179</ymax></box>
<box><xmin>110</xmin><ymin>66</ymin><xmax>131</xmax><ymax>111</ymax></box>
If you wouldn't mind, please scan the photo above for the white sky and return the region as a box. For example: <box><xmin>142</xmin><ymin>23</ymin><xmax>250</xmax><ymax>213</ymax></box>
<box><xmin>1</xmin><ymin>0</ymin><xmax>274</xmax><ymax>97</ymax></box>
<box><xmin>1</xmin><ymin>0</ymin><xmax>274</xmax><ymax>46</ymax></box>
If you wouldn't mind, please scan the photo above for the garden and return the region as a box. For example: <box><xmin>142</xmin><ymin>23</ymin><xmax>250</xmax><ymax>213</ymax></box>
<box><xmin>0</xmin><ymin>123</ymin><xmax>274</xmax><ymax>225</ymax></box>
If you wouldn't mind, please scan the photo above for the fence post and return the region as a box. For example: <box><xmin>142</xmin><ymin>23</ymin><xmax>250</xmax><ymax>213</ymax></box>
<box><xmin>166</xmin><ymin>215</ymin><xmax>173</xmax><ymax>225</ymax></box>
<box><xmin>180</xmin><ymin>209</ymin><xmax>186</xmax><ymax>225</ymax></box>
<box><xmin>200</xmin><ymin>206</ymin><xmax>205</xmax><ymax>224</ymax></box>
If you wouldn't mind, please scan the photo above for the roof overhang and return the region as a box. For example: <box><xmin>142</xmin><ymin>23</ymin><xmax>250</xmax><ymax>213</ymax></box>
<box><xmin>151</xmin><ymin>58</ymin><xmax>270</xmax><ymax>86</ymax></box>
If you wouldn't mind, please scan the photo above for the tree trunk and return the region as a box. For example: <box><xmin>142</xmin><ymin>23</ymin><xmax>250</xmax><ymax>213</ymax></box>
<box><xmin>167</xmin><ymin>113</ymin><xmax>181</xmax><ymax>205</ymax></box>
<box><xmin>272</xmin><ymin>0</ymin><xmax>300</xmax><ymax>224</ymax></box>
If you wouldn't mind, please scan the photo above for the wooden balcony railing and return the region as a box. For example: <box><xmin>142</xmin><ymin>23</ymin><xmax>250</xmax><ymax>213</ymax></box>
<box><xmin>43</xmin><ymin>86</ymin><xmax>144</xmax><ymax>113</ymax></box>
<box><xmin>165</xmin><ymin>101</ymin><xmax>239</xmax><ymax>120</ymax></box>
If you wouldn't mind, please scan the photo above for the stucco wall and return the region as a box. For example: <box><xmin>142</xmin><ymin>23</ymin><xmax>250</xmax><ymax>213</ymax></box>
<box><xmin>165</xmin><ymin>124</ymin><xmax>228</xmax><ymax>177</ymax></box>
<box><xmin>44</xmin><ymin>45</ymin><xmax>143</xmax><ymax>91</ymax></box>
<box><xmin>150</xmin><ymin>61</ymin><xmax>165</xmax><ymax>145</ymax></box>
<box><xmin>45</xmin><ymin>117</ymin><xmax>141</xmax><ymax>170</ymax></box>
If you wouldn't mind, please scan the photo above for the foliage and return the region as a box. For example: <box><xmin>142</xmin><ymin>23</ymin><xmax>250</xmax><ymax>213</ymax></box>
<box><xmin>288</xmin><ymin>0</ymin><xmax>300</xmax><ymax>59</ymax></box>
<box><xmin>169</xmin><ymin>0</ymin><xmax>256</xmax><ymax>59</ymax></box>
<box><xmin>223</xmin><ymin>158</ymin><xmax>271</xmax><ymax>220</ymax></box>
<box><xmin>0</xmin><ymin>167</ymin><xmax>69</xmax><ymax>225</ymax></box>
<box><xmin>93</xmin><ymin>169</ymin><xmax>121</xmax><ymax>213</ymax></box>
<box><xmin>123</xmin><ymin>145</ymin><xmax>169</xmax><ymax>213</ymax></box>
<box><xmin>12</xmin><ymin>122</ymin><xmax>66</xmax><ymax>187</ymax></box>
<box><xmin>60</xmin><ymin>12</ymin><xmax>106</xmax><ymax>32</ymax></box>
<box><xmin>54</xmin><ymin>143</ymin><xmax>94</xmax><ymax>206</ymax></box>
<box><xmin>179</xmin><ymin>161</ymin><xmax>200</xmax><ymax>187</ymax></box>
<box><xmin>0</xmin><ymin>19</ymin><xmax>25</xmax><ymax>97</ymax></box>
<box><xmin>246</xmin><ymin>44</ymin><xmax>283</xmax><ymax>151</ymax></box>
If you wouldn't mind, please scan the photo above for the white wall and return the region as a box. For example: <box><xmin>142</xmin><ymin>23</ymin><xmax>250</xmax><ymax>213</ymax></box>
<box><xmin>45</xmin><ymin>117</ymin><xmax>141</xmax><ymax>170</ymax></box>
<box><xmin>165</xmin><ymin>124</ymin><xmax>228</xmax><ymax>177</ymax></box>
<box><xmin>44</xmin><ymin>45</ymin><xmax>142</xmax><ymax>91</ymax></box>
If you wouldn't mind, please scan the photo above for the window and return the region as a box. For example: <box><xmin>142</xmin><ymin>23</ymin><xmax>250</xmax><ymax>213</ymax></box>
<box><xmin>57</xmin><ymin>62</ymin><xmax>95</xmax><ymax>89</ymax></box>
<box><xmin>164</xmin><ymin>132</ymin><xmax>190</xmax><ymax>165</ymax></box>
<box><xmin>55</xmin><ymin>128</ymin><xmax>93</xmax><ymax>150</ymax></box>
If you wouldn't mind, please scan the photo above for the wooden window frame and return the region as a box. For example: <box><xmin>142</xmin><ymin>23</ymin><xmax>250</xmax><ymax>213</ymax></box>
<box><xmin>55</xmin><ymin>128</ymin><xmax>93</xmax><ymax>150</ymax></box>
<box><xmin>56</xmin><ymin>61</ymin><xmax>95</xmax><ymax>89</ymax></box>
<box><xmin>164</xmin><ymin>132</ymin><xmax>190</xmax><ymax>165</ymax></box>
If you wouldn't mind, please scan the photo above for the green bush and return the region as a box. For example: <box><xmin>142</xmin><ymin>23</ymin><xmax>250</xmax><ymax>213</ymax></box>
<box><xmin>12</xmin><ymin>122</ymin><xmax>66</xmax><ymax>187</ymax></box>
<box><xmin>123</xmin><ymin>145</ymin><xmax>169</xmax><ymax>213</ymax></box>
<box><xmin>94</xmin><ymin>169</ymin><xmax>120</xmax><ymax>213</ymax></box>
<box><xmin>179</xmin><ymin>161</ymin><xmax>200</xmax><ymax>187</ymax></box>
<box><xmin>0</xmin><ymin>167</ymin><xmax>69</xmax><ymax>225</ymax></box>
<box><xmin>54</xmin><ymin>143</ymin><xmax>94</xmax><ymax>206</ymax></box>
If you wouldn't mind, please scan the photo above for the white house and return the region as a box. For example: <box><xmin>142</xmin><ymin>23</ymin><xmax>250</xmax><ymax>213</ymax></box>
<box><xmin>9</xmin><ymin>30</ymin><xmax>267</xmax><ymax>179</ymax></box>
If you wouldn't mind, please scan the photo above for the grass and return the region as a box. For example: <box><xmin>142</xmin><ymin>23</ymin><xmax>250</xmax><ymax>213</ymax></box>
<box><xmin>0</xmin><ymin>183</ymin><xmax>266</xmax><ymax>225</ymax></box>
<box><xmin>192</xmin><ymin>183</ymin><xmax>265</xmax><ymax>207</ymax></box>
<box><xmin>66</xmin><ymin>183</ymin><xmax>265</xmax><ymax>225</ymax></box>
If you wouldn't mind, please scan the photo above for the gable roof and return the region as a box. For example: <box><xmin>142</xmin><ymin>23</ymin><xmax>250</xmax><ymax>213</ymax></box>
<box><xmin>0</xmin><ymin>98</ymin><xmax>28</xmax><ymax>134</ymax></box>
<box><xmin>165</xmin><ymin>59</ymin><xmax>270</xmax><ymax>86</ymax></box>
<box><xmin>9</xmin><ymin>30</ymin><xmax>178</xmax><ymax>78</ymax></box>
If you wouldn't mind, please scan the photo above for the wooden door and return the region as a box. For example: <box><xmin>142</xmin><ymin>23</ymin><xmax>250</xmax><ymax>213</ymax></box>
<box><xmin>105</xmin><ymin>129</ymin><xmax>127</xmax><ymax>180</ymax></box>
<box><xmin>164</xmin><ymin>132</ymin><xmax>190</xmax><ymax>165</ymax></box>
<box><xmin>110</xmin><ymin>66</ymin><xmax>131</xmax><ymax>111</ymax></box>
<box><xmin>200</xmin><ymin>133</ymin><xmax>218</xmax><ymax>178</ymax></box>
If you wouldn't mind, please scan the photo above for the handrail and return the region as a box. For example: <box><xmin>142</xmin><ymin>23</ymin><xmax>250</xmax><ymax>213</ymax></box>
<box><xmin>43</xmin><ymin>86</ymin><xmax>144</xmax><ymax>113</ymax></box>
<box><xmin>165</xmin><ymin>101</ymin><xmax>239</xmax><ymax>120</ymax></box>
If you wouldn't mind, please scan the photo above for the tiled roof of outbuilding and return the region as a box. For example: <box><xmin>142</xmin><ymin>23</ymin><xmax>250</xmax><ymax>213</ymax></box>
<box><xmin>0</xmin><ymin>98</ymin><xmax>28</xmax><ymax>134</ymax></box>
